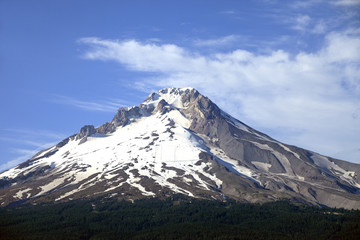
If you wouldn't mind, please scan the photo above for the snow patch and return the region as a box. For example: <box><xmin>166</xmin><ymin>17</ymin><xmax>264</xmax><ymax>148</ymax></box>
<box><xmin>252</xmin><ymin>161</ymin><xmax>272</xmax><ymax>171</ymax></box>
<box><xmin>221</xmin><ymin>111</ymin><xmax>249</xmax><ymax>132</ymax></box>
<box><xmin>251</xmin><ymin>141</ymin><xmax>296</xmax><ymax>177</ymax></box>
<box><xmin>311</xmin><ymin>153</ymin><xmax>360</xmax><ymax>188</ymax></box>
<box><xmin>210</xmin><ymin>147</ymin><xmax>260</xmax><ymax>186</ymax></box>
<box><xmin>15</xmin><ymin>188</ymin><xmax>32</xmax><ymax>199</ymax></box>
<box><xmin>167</xmin><ymin>110</ymin><xmax>191</xmax><ymax>128</ymax></box>
<box><xmin>35</xmin><ymin>178</ymin><xmax>65</xmax><ymax>196</ymax></box>
<box><xmin>277</xmin><ymin>143</ymin><xmax>301</xmax><ymax>160</ymax></box>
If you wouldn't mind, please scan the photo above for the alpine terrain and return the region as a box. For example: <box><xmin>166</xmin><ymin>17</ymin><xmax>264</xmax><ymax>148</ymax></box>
<box><xmin>1</xmin><ymin>88</ymin><xmax>359</xmax><ymax>209</ymax></box>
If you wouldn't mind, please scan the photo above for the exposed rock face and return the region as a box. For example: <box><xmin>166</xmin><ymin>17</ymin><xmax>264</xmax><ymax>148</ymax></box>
<box><xmin>0</xmin><ymin>87</ymin><xmax>359</xmax><ymax>209</ymax></box>
<box><xmin>76</xmin><ymin>125</ymin><xmax>96</xmax><ymax>140</ymax></box>
<box><xmin>154</xmin><ymin>99</ymin><xmax>169</xmax><ymax>114</ymax></box>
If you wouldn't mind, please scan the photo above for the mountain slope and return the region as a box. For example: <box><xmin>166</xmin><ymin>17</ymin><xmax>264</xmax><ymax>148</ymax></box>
<box><xmin>1</xmin><ymin>88</ymin><xmax>359</xmax><ymax>209</ymax></box>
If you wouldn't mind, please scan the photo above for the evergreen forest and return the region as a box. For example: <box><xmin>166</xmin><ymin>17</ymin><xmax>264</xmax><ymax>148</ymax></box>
<box><xmin>0</xmin><ymin>196</ymin><xmax>359</xmax><ymax>239</ymax></box>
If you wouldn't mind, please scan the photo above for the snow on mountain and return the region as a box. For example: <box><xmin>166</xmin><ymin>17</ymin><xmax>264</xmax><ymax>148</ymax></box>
<box><xmin>0</xmin><ymin>87</ymin><xmax>359</xmax><ymax>209</ymax></box>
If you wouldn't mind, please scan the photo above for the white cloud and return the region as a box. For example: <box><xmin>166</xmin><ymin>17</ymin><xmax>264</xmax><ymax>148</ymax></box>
<box><xmin>79</xmin><ymin>30</ymin><xmax>360</xmax><ymax>163</ymax></box>
<box><xmin>322</xmin><ymin>31</ymin><xmax>360</xmax><ymax>63</ymax></box>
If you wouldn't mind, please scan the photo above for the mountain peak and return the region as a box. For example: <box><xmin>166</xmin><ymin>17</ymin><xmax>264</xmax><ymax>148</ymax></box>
<box><xmin>143</xmin><ymin>87</ymin><xmax>199</xmax><ymax>109</ymax></box>
<box><xmin>1</xmin><ymin>87</ymin><xmax>360</xmax><ymax>209</ymax></box>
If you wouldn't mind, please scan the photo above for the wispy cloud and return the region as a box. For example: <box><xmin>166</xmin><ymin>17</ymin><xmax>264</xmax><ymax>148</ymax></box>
<box><xmin>0</xmin><ymin>137</ymin><xmax>52</xmax><ymax>148</ymax></box>
<box><xmin>11</xmin><ymin>148</ymin><xmax>42</xmax><ymax>155</ymax></box>
<box><xmin>193</xmin><ymin>35</ymin><xmax>243</xmax><ymax>47</ymax></box>
<box><xmin>267</xmin><ymin>0</ymin><xmax>357</xmax><ymax>36</ymax></box>
<box><xmin>0</xmin><ymin>129</ymin><xmax>66</xmax><ymax>148</ymax></box>
<box><xmin>292</xmin><ymin>14</ymin><xmax>311</xmax><ymax>31</ymax></box>
<box><xmin>51</xmin><ymin>95</ymin><xmax>128</xmax><ymax>112</ymax></box>
<box><xmin>291</xmin><ymin>0</ymin><xmax>360</xmax><ymax>9</ymax></box>
<box><xmin>220</xmin><ymin>10</ymin><xmax>236</xmax><ymax>15</ymax></box>
<box><xmin>0</xmin><ymin>129</ymin><xmax>66</xmax><ymax>172</ymax></box>
<box><xmin>312</xmin><ymin>20</ymin><xmax>327</xmax><ymax>34</ymax></box>
<box><xmin>78</xmin><ymin>30</ymin><xmax>360</xmax><ymax>163</ymax></box>
<box><xmin>1</xmin><ymin>129</ymin><xmax>66</xmax><ymax>140</ymax></box>
<box><xmin>291</xmin><ymin>0</ymin><xmax>325</xmax><ymax>9</ymax></box>
<box><xmin>289</xmin><ymin>14</ymin><xmax>328</xmax><ymax>34</ymax></box>
<box><xmin>331</xmin><ymin>0</ymin><xmax>360</xmax><ymax>6</ymax></box>
<box><xmin>0</xmin><ymin>154</ymin><xmax>34</xmax><ymax>172</ymax></box>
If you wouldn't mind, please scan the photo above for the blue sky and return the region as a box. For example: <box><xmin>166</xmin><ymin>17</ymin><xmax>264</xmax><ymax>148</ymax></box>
<box><xmin>1</xmin><ymin>0</ymin><xmax>359</xmax><ymax>171</ymax></box>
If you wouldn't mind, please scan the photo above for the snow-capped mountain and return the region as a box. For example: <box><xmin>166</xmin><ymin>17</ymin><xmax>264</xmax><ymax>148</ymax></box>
<box><xmin>1</xmin><ymin>88</ymin><xmax>360</xmax><ymax>209</ymax></box>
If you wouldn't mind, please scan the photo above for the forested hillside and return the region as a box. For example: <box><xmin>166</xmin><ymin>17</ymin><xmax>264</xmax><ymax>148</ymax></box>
<box><xmin>1</xmin><ymin>196</ymin><xmax>359</xmax><ymax>239</ymax></box>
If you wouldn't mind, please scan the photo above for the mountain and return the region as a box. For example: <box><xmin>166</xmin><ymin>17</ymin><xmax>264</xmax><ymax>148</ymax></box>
<box><xmin>1</xmin><ymin>87</ymin><xmax>359</xmax><ymax>209</ymax></box>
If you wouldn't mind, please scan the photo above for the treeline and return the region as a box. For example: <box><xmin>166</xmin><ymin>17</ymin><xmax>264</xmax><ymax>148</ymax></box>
<box><xmin>0</xmin><ymin>196</ymin><xmax>359</xmax><ymax>239</ymax></box>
